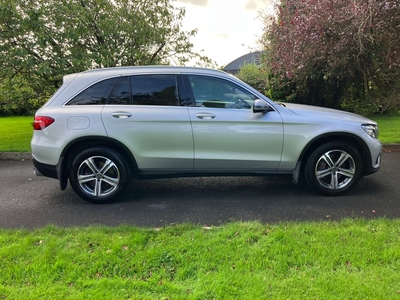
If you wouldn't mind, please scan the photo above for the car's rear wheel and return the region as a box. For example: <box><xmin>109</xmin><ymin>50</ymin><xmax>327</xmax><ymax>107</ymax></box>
<box><xmin>304</xmin><ymin>142</ymin><xmax>363</xmax><ymax>195</ymax></box>
<box><xmin>69</xmin><ymin>147</ymin><xmax>131</xmax><ymax>203</ymax></box>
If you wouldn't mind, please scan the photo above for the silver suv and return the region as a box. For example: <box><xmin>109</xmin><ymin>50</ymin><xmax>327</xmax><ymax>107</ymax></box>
<box><xmin>31</xmin><ymin>66</ymin><xmax>382</xmax><ymax>203</ymax></box>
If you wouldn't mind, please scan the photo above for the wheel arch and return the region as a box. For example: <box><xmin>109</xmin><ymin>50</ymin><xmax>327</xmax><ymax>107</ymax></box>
<box><xmin>298</xmin><ymin>132</ymin><xmax>372</xmax><ymax>175</ymax></box>
<box><xmin>58</xmin><ymin>136</ymin><xmax>138</xmax><ymax>189</ymax></box>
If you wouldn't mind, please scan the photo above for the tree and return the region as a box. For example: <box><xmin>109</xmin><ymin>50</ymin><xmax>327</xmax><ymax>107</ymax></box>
<box><xmin>236</xmin><ymin>63</ymin><xmax>267</xmax><ymax>93</ymax></box>
<box><xmin>261</xmin><ymin>0</ymin><xmax>400</xmax><ymax>113</ymax></box>
<box><xmin>0</xmin><ymin>0</ymin><xmax>214</xmax><ymax>115</ymax></box>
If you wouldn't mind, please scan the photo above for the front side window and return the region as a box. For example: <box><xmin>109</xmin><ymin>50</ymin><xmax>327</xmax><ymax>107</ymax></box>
<box><xmin>66</xmin><ymin>77</ymin><xmax>119</xmax><ymax>105</ymax></box>
<box><xmin>131</xmin><ymin>75</ymin><xmax>178</xmax><ymax>106</ymax></box>
<box><xmin>187</xmin><ymin>75</ymin><xmax>256</xmax><ymax>109</ymax></box>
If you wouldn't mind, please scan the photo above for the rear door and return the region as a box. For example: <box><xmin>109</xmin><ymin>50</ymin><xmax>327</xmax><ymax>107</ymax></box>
<box><xmin>101</xmin><ymin>74</ymin><xmax>193</xmax><ymax>171</ymax></box>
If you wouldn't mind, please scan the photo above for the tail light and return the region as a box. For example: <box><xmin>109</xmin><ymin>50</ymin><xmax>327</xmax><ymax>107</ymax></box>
<box><xmin>33</xmin><ymin>116</ymin><xmax>55</xmax><ymax>130</ymax></box>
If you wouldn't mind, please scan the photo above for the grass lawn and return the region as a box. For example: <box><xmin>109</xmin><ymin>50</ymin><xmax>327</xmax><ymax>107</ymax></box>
<box><xmin>0</xmin><ymin>219</ymin><xmax>400</xmax><ymax>299</ymax></box>
<box><xmin>0</xmin><ymin>116</ymin><xmax>33</xmax><ymax>152</ymax></box>
<box><xmin>370</xmin><ymin>112</ymin><xmax>400</xmax><ymax>144</ymax></box>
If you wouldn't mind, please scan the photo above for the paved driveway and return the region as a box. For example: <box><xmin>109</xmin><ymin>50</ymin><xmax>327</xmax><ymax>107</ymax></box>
<box><xmin>0</xmin><ymin>152</ymin><xmax>399</xmax><ymax>229</ymax></box>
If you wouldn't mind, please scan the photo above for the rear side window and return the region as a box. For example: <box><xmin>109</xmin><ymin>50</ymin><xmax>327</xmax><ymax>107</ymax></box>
<box><xmin>108</xmin><ymin>77</ymin><xmax>130</xmax><ymax>105</ymax></box>
<box><xmin>66</xmin><ymin>77</ymin><xmax>119</xmax><ymax>105</ymax></box>
<box><xmin>67</xmin><ymin>74</ymin><xmax>179</xmax><ymax>106</ymax></box>
<box><xmin>131</xmin><ymin>75</ymin><xmax>178</xmax><ymax>106</ymax></box>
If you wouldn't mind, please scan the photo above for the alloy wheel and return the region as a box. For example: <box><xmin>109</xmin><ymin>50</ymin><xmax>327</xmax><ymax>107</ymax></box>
<box><xmin>314</xmin><ymin>150</ymin><xmax>356</xmax><ymax>190</ymax></box>
<box><xmin>77</xmin><ymin>156</ymin><xmax>120</xmax><ymax>197</ymax></box>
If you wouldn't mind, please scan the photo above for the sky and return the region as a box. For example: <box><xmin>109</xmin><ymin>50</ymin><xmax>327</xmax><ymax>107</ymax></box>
<box><xmin>175</xmin><ymin>0</ymin><xmax>274</xmax><ymax>68</ymax></box>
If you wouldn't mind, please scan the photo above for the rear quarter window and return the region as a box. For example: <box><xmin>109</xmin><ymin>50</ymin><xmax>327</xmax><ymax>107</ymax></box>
<box><xmin>66</xmin><ymin>77</ymin><xmax>119</xmax><ymax>105</ymax></box>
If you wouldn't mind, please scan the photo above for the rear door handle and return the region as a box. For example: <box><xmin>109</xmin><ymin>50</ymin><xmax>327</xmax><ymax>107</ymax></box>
<box><xmin>112</xmin><ymin>112</ymin><xmax>132</xmax><ymax>119</ymax></box>
<box><xmin>196</xmin><ymin>113</ymin><xmax>216</xmax><ymax>120</ymax></box>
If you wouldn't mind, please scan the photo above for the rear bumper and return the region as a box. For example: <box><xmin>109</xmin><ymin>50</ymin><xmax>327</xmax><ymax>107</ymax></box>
<box><xmin>32</xmin><ymin>157</ymin><xmax>58</xmax><ymax>179</ymax></box>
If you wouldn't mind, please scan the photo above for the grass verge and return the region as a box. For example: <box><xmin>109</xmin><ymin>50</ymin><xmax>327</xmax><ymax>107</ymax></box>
<box><xmin>1</xmin><ymin>219</ymin><xmax>400</xmax><ymax>299</ymax></box>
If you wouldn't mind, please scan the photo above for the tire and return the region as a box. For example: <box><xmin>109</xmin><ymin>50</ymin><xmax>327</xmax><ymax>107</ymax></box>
<box><xmin>304</xmin><ymin>142</ymin><xmax>363</xmax><ymax>196</ymax></box>
<box><xmin>69</xmin><ymin>147</ymin><xmax>131</xmax><ymax>203</ymax></box>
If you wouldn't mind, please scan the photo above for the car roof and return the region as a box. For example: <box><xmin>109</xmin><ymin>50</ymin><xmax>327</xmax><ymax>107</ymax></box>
<box><xmin>81</xmin><ymin>66</ymin><xmax>227</xmax><ymax>77</ymax></box>
<box><xmin>62</xmin><ymin>66</ymin><xmax>232</xmax><ymax>86</ymax></box>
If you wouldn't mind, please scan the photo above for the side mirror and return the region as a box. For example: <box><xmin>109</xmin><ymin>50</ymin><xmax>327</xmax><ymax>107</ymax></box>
<box><xmin>253</xmin><ymin>99</ymin><xmax>274</xmax><ymax>113</ymax></box>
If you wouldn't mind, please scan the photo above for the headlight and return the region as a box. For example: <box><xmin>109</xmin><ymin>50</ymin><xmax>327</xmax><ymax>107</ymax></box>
<box><xmin>362</xmin><ymin>124</ymin><xmax>379</xmax><ymax>139</ymax></box>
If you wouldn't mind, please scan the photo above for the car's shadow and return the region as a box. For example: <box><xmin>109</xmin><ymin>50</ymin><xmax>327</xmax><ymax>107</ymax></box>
<box><xmin>93</xmin><ymin>174</ymin><xmax>393</xmax><ymax>226</ymax></box>
<box><xmin>9</xmin><ymin>173</ymin><xmax>396</xmax><ymax>229</ymax></box>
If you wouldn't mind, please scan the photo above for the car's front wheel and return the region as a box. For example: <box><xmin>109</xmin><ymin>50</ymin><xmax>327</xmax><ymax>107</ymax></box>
<box><xmin>69</xmin><ymin>147</ymin><xmax>131</xmax><ymax>203</ymax></box>
<box><xmin>304</xmin><ymin>142</ymin><xmax>363</xmax><ymax>195</ymax></box>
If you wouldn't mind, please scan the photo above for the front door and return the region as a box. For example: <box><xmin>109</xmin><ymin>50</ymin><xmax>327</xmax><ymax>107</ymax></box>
<box><xmin>184</xmin><ymin>75</ymin><xmax>284</xmax><ymax>171</ymax></box>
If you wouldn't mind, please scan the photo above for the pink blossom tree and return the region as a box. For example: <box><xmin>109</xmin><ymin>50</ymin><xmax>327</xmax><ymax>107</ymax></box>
<box><xmin>262</xmin><ymin>0</ymin><xmax>400</xmax><ymax>113</ymax></box>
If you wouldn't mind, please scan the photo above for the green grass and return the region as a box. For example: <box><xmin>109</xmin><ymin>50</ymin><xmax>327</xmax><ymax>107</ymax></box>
<box><xmin>0</xmin><ymin>219</ymin><xmax>400</xmax><ymax>299</ymax></box>
<box><xmin>371</xmin><ymin>112</ymin><xmax>400</xmax><ymax>144</ymax></box>
<box><xmin>0</xmin><ymin>116</ymin><xmax>33</xmax><ymax>152</ymax></box>
<box><xmin>0</xmin><ymin>113</ymin><xmax>398</xmax><ymax>153</ymax></box>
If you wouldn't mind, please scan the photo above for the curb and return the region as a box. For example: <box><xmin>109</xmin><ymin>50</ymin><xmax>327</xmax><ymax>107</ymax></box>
<box><xmin>381</xmin><ymin>144</ymin><xmax>400</xmax><ymax>153</ymax></box>
<box><xmin>0</xmin><ymin>152</ymin><xmax>32</xmax><ymax>161</ymax></box>
<box><xmin>1</xmin><ymin>145</ymin><xmax>399</xmax><ymax>161</ymax></box>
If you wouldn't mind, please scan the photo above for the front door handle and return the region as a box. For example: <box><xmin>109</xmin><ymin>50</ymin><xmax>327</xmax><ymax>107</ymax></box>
<box><xmin>196</xmin><ymin>113</ymin><xmax>216</xmax><ymax>120</ymax></box>
<box><xmin>112</xmin><ymin>112</ymin><xmax>132</xmax><ymax>119</ymax></box>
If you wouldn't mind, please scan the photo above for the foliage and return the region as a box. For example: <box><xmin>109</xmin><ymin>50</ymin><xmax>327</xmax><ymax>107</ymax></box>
<box><xmin>236</xmin><ymin>63</ymin><xmax>267</xmax><ymax>93</ymax></box>
<box><xmin>261</xmin><ymin>0</ymin><xmax>400</xmax><ymax>114</ymax></box>
<box><xmin>0</xmin><ymin>0</ymin><xmax>214</xmax><ymax>115</ymax></box>
<box><xmin>0</xmin><ymin>74</ymin><xmax>51</xmax><ymax>116</ymax></box>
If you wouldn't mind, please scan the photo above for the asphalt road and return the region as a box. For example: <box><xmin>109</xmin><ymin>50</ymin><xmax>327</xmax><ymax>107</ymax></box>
<box><xmin>0</xmin><ymin>152</ymin><xmax>399</xmax><ymax>229</ymax></box>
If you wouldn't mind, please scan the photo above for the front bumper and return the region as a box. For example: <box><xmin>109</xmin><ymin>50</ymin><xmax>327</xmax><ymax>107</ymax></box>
<box><xmin>364</xmin><ymin>152</ymin><xmax>381</xmax><ymax>176</ymax></box>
